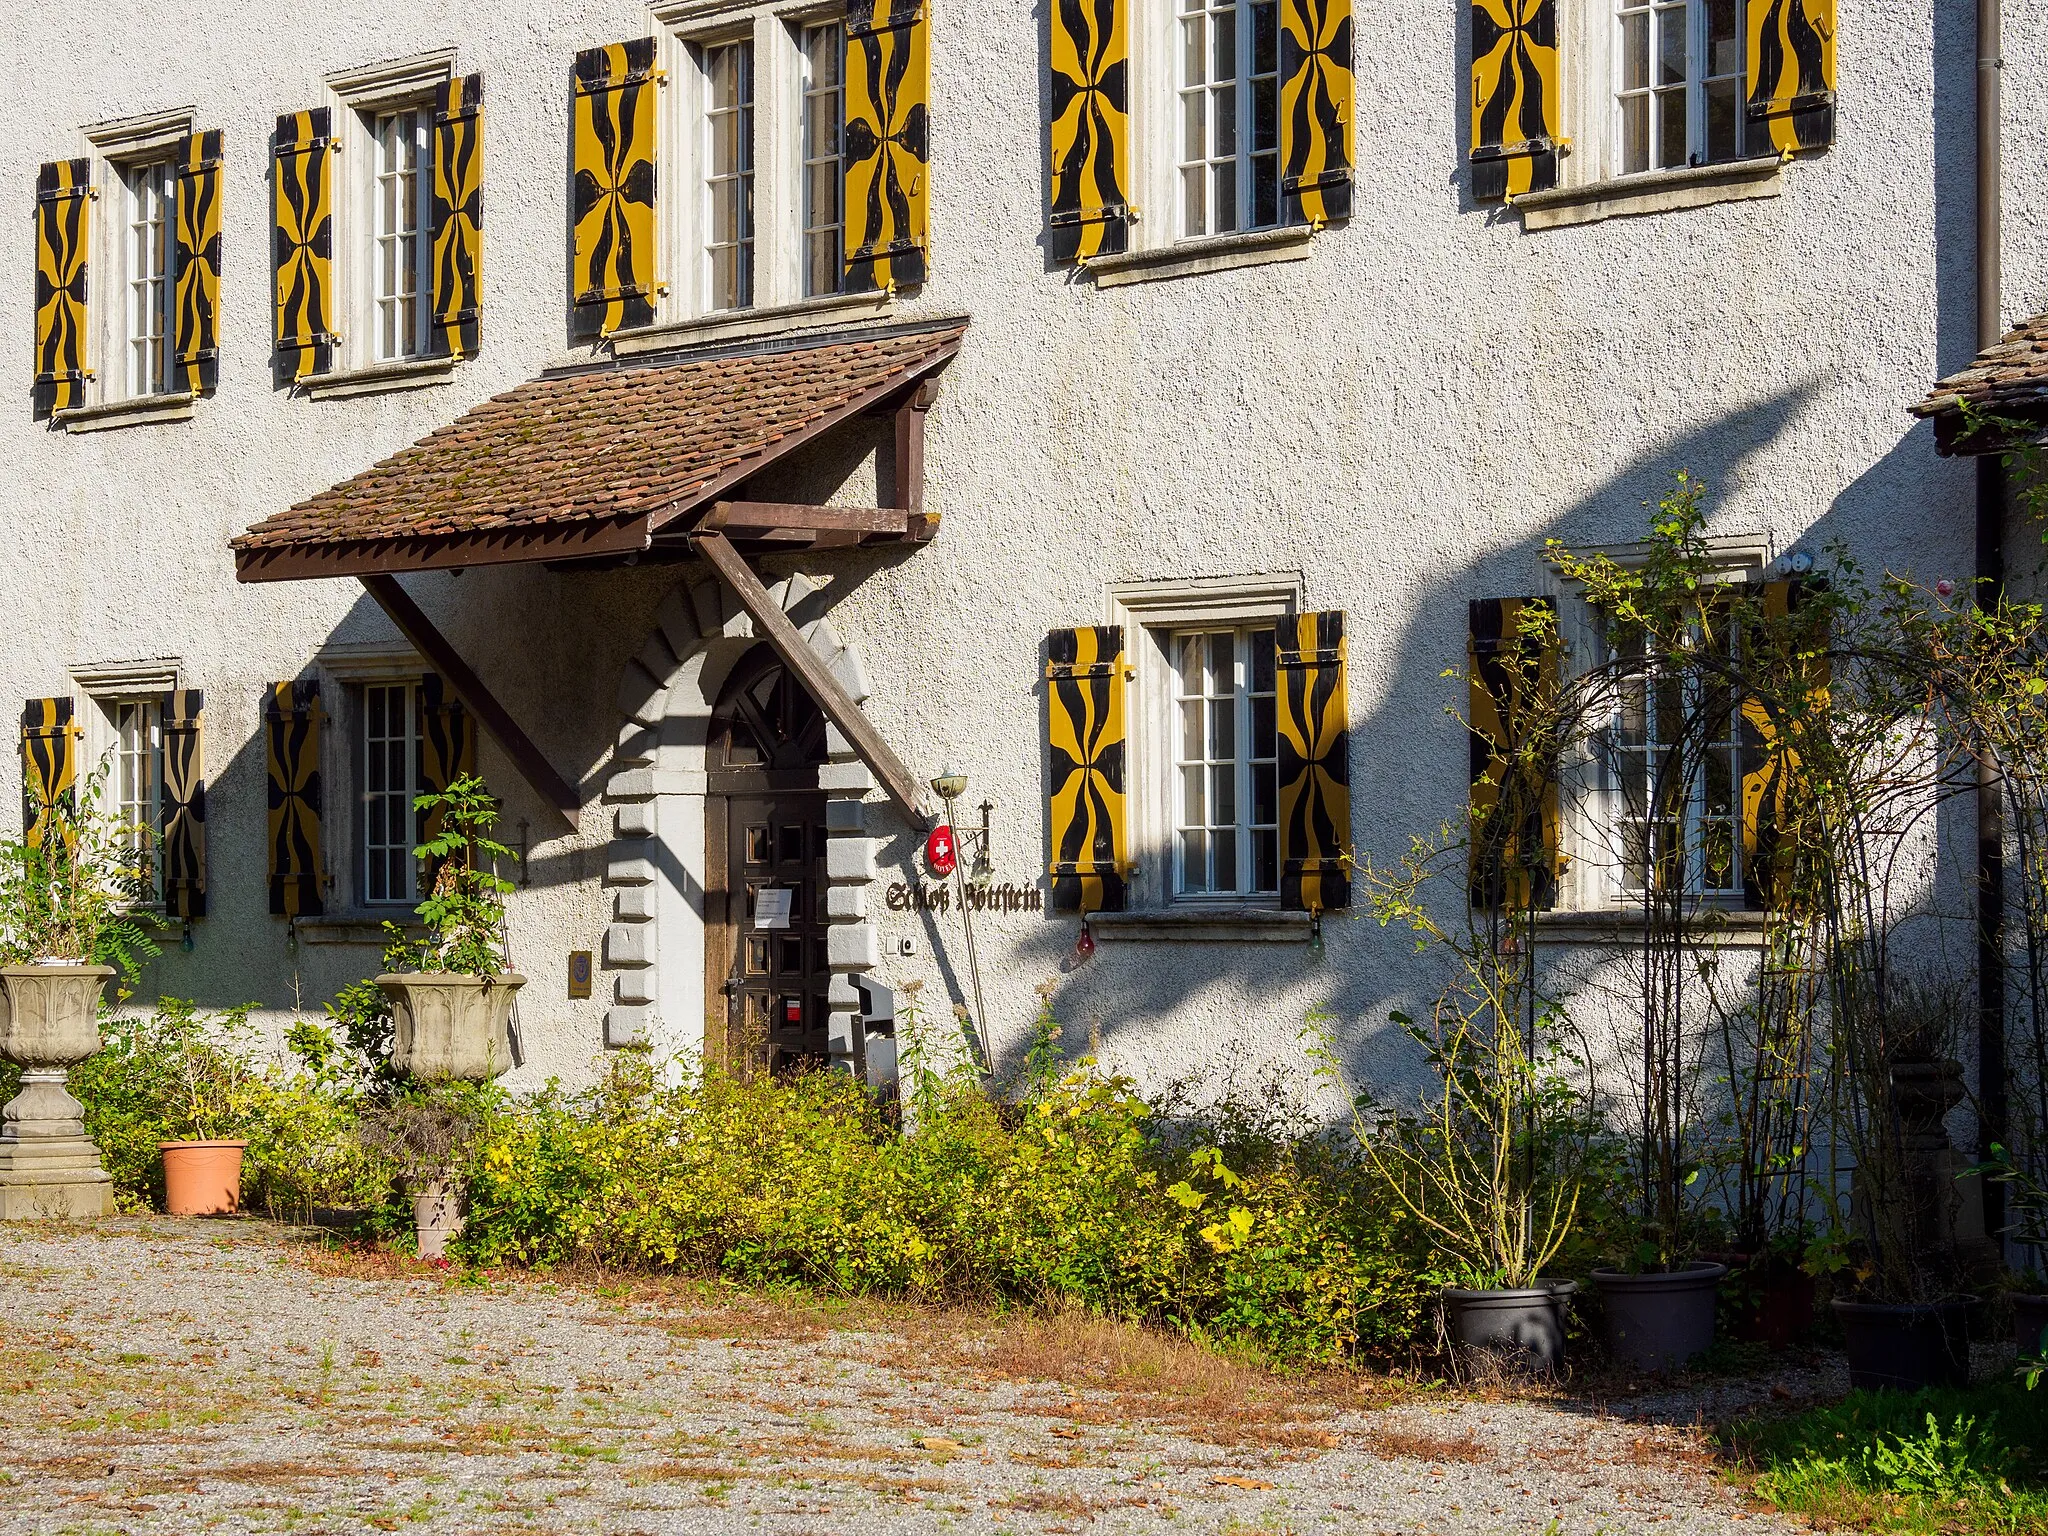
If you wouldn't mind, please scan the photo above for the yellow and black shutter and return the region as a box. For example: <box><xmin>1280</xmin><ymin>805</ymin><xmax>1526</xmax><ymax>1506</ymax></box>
<box><xmin>845</xmin><ymin>0</ymin><xmax>931</xmax><ymax>293</ymax></box>
<box><xmin>19</xmin><ymin>698</ymin><xmax>78</xmax><ymax>849</ymax></box>
<box><xmin>263</xmin><ymin>681</ymin><xmax>325</xmax><ymax>919</ymax></box>
<box><xmin>1279</xmin><ymin>0</ymin><xmax>1354</xmax><ymax>225</ymax></box>
<box><xmin>1277</xmin><ymin>612</ymin><xmax>1353</xmax><ymax>911</ymax></box>
<box><xmin>430</xmin><ymin>73</ymin><xmax>484</xmax><ymax>359</ymax></box>
<box><xmin>417</xmin><ymin>674</ymin><xmax>475</xmax><ymax>850</ymax></box>
<box><xmin>273</xmin><ymin>110</ymin><xmax>337</xmax><ymax>381</ymax></box>
<box><xmin>32</xmin><ymin>159</ymin><xmax>91</xmax><ymax>421</ymax></box>
<box><xmin>571</xmin><ymin>39</ymin><xmax>661</xmax><ymax>339</ymax></box>
<box><xmin>1468</xmin><ymin>598</ymin><xmax>1562</xmax><ymax>910</ymax></box>
<box><xmin>1469</xmin><ymin>0</ymin><xmax>1560</xmax><ymax>202</ymax></box>
<box><xmin>1049</xmin><ymin>0</ymin><xmax>1130</xmax><ymax>263</ymax></box>
<box><xmin>1045</xmin><ymin>627</ymin><xmax>1129</xmax><ymax>914</ymax></box>
<box><xmin>171</xmin><ymin>131</ymin><xmax>223</xmax><ymax>395</ymax></box>
<box><xmin>160</xmin><ymin>690</ymin><xmax>207</xmax><ymax>920</ymax></box>
<box><xmin>1738</xmin><ymin>577</ymin><xmax>1827</xmax><ymax>912</ymax></box>
<box><xmin>1745</xmin><ymin>0</ymin><xmax>1835</xmax><ymax>153</ymax></box>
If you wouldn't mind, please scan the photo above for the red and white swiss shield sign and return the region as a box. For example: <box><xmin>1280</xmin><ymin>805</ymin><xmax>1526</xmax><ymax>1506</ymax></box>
<box><xmin>924</xmin><ymin>826</ymin><xmax>957</xmax><ymax>877</ymax></box>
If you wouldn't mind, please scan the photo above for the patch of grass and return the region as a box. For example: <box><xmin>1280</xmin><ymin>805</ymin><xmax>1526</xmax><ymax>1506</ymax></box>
<box><xmin>1723</xmin><ymin>1380</ymin><xmax>2048</xmax><ymax>1535</ymax></box>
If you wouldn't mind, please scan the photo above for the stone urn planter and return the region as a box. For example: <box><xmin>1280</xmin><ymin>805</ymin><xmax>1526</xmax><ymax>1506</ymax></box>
<box><xmin>160</xmin><ymin>1139</ymin><xmax>248</xmax><ymax>1216</ymax></box>
<box><xmin>1443</xmin><ymin>1282</ymin><xmax>1576</xmax><ymax>1377</ymax></box>
<box><xmin>377</xmin><ymin>972</ymin><xmax>525</xmax><ymax>1082</ymax></box>
<box><xmin>0</xmin><ymin>964</ymin><xmax>117</xmax><ymax>1220</ymax></box>
<box><xmin>378</xmin><ymin>970</ymin><xmax>522</xmax><ymax>1259</ymax></box>
<box><xmin>1591</xmin><ymin>1261</ymin><xmax>1728</xmax><ymax>1372</ymax></box>
<box><xmin>1833</xmin><ymin>1297</ymin><xmax>1975</xmax><ymax>1391</ymax></box>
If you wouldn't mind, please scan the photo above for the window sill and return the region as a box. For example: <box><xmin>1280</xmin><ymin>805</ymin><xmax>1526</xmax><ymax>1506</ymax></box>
<box><xmin>1085</xmin><ymin>226</ymin><xmax>1315</xmax><ymax>289</ymax></box>
<box><xmin>302</xmin><ymin>356</ymin><xmax>457</xmax><ymax>400</ymax></box>
<box><xmin>610</xmin><ymin>290</ymin><xmax>895</xmax><ymax>358</ymax></box>
<box><xmin>1090</xmin><ymin>907</ymin><xmax>1311</xmax><ymax>943</ymax></box>
<box><xmin>295</xmin><ymin>918</ymin><xmax>426</xmax><ymax>946</ymax></box>
<box><xmin>1514</xmin><ymin>155</ymin><xmax>1786</xmax><ymax>231</ymax></box>
<box><xmin>55</xmin><ymin>392</ymin><xmax>198</xmax><ymax>433</ymax></box>
<box><xmin>1534</xmin><ymin>906</ymin><xmax>1771</xmax><ymax>947</ymax></box>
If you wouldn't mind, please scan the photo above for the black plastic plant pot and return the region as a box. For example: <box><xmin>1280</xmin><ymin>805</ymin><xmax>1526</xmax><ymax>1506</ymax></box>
<box><xmin>1832</xmin><ymin>1298</ymin><xmax>1975</xmax><ymax>1392</ymax></box>
<box><xmin>1591</xmin><ymin>1261</ymin><xmax>1728</xmax><ymax>1373</ymax></box>
<box><xmin>2014</xmin><ymin>1294</ymin><xmax>2048</xmax><ymax>1363</ymax></box>
<box><xmin>1443</xmin><ymin>1282</ymin><xmax>1577</xmax><ymax>1377</ymax></box>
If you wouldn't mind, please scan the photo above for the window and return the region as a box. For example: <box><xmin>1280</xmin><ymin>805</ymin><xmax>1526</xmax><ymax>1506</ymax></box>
<box><xmin>1171</xmin><ymin>627</ymin><xmax>1279</xmax><ymax>899</ymax></box>
<box><xmin>120</xmin><ymin>160</ymin><xmax>175</xmax><ymax>397</ymax></box>
<box><xmin>1603</xmin><ymin>615</ymin><xmax>1742</xmax><ymax>898</ymax></box>
<box><xmin>110</xmin><ymin>699</ymin><xmax>163</xmax><ymax>904</ymax></box>
<box><xmin>359</xmin><ymin>682</ymin><xmax>420</xmax><ymax>905</ymax></box>
<box><xmin>701</xmin><ymin>40</ymin><xmax>756</xmax><ymax>312</ymax></box>
<box><xmin>370</xmin><ymin>107</ymin><xmax>431</xmax><ymax>359</ymax></box>
<box><xmin>1177</xmin><ymin>0</ymin><xmax>1283</xmax><ymax>237</ymax></box>
<box><xmin>1616</xmin><ymin>0</ymin><xmax>1744</xmax><ymax>174</ymax></box>
<box><xmin>800</xmin><ymin>21</ymin><xmax>845</xmax><ymax>298</ymax></box>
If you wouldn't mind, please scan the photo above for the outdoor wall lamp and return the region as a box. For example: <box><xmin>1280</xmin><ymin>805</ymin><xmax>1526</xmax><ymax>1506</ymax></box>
<box><xmin>926</xmin><ymin>762</ymin><xmax>994</xmax><ymax>1073</ymax></box>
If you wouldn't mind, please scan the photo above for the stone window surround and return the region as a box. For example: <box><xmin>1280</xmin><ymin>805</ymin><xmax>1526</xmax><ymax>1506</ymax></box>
<box><xmin>1101</xmin><ymin>573</ymin><xmax>1316</xmax><ymax>938</ymax></box>
<box><xmin>320</xmin><ymin>50</ymin><xmax>460</xmax><ymax>388</ymax></box>
<box><xmin>1544</xmin><ymin>532</ymin><xmax>1779</xmax><ymax>922</ymax></box>
<box><xmin>606</xmin><ymin>571</ymin><xmax>879</xmax><ymax>1068</ymax></box>
<box><xmin>633</xmin><ymin>0</ymin><xmax>857</xmax><ymax>339</ymax></box>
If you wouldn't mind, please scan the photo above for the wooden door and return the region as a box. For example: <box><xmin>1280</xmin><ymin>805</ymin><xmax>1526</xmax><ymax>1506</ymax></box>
<box><xmin>712</xmin><ymin>794</ymin><xmax>831</xmax><ymax>1072</ymax></box>
<box><xmin>703</xmin><ymin>646</ymin><xmax>832</xmax><ymax>1074</ymax></box>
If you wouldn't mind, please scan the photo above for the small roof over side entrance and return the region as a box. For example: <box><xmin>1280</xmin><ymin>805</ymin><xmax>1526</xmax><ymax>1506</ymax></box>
<box><xmin>232</xmin><ymin>320</ymin><xmax>964</xmax><ymax>582</ymax></box>
<box><xmin>1911</xmin><ymin>312</ymin><xmax>2048</xmax><ymax>455</ymax></box>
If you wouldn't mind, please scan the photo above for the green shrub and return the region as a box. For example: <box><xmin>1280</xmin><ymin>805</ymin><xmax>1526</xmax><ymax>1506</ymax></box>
<box><xmin>1729</xmin><ymin>1383</ymin><xmax>2048</xmax><ymax>1535</ymax></box>
<box><xmin>459</xmin><ymin>1052</ymin><xmax>1435</xmax><ymax>1366</ymax></box>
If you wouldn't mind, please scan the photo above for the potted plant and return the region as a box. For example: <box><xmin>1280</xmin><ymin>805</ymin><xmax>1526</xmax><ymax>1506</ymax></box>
<box><xmin>1362</xmin><ymin>830</ymin><xmax>1598</xmax><ymax>1379</ymax></box>
<box><xmin>1966</xmin><ymin>1148</ymin><xmax>2048</xmax><ymax>1370</ymax></box>
<box><xmin>377</xmin><ymin>775</ymin><xmax>524</xmax><ymax>1084</ymax></box>
<box><xmin>0</xmin><ymin>769</ymin><xmax>159</xmax><ymax>1220</ymax></box>
<box><xmin>1827</xmin><ymin>979</ymin><xmax>1979</xmax><ymax>1391</ymax></box>
<box><xmin>151</xmin><ymin>999</ymin><xmax>266</xmax><ymax>1217</ymax></box>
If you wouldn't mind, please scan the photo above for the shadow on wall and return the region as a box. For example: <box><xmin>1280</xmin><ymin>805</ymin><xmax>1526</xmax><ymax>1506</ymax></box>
<box><xmin>993</xmin><ymin>381</ymin><xmax>1984</xmax><ymax>1098</ymax></box>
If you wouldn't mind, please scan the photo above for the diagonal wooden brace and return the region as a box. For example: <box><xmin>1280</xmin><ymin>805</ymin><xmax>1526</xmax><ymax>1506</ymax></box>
<box><xmin>359</xmin><ymin>574</ymin><xmax>581</xmax><ymax>832</ymax></box>
<box><xmin>694</xmin><ymin>532</ymin><xmax>930</xmax><ymax>824</ymax></box>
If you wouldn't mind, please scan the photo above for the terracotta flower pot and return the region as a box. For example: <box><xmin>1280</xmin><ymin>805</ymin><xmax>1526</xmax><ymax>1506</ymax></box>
<box><xmin>160</xmin><ymin>1139</ymin><xmax>247</xmax><ymax>1216</ymax></box>
<box><xmin>377</xmin><ymin>972</ymin><xmax>525</xmax><ymax>1082</ymax></box>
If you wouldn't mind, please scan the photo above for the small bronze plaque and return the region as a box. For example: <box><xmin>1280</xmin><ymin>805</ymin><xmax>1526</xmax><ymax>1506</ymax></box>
<box><xmin>567</xmin><ymin>951</ymin><xmax>593</xmax><ymax>1000</ymax></box>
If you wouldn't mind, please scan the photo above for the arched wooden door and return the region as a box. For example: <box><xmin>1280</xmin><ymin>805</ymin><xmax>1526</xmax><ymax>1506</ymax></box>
<box><xmin>705</xmin><ymin>646</ymin><xmax>832</xmax><ymax>1074</ymax></box>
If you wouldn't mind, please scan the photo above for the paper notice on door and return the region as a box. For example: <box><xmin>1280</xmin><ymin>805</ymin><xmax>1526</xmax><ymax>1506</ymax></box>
<box><xmin>752</xmin><ymin>887</ymin><xmax>794</xmax><ymax>930</ymax></box>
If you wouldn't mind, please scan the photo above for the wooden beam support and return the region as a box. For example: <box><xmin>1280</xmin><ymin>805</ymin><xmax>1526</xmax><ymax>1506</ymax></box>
<box><xmin>705</xmin><ymin>501</ymin><xmax>910</xmax><ymax>535</ymax></box>
<box><xmin>359</xmin><ymin>574</ymin><xmax>582</xmax><ymax>832</ymax></box>
<box><xmin>695</xmin><ymin>531</ymin><xmax>929</xmax><ymax>825</ymax></box>
<box><xmin>891</xmin><ymin>377</ymin><xmax>938</xmax><ymax>537</ymax></box>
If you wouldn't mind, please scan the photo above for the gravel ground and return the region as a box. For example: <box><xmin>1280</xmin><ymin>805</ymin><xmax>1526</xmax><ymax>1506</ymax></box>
<box><xmin>0</xmin><ymin>1219</ymin><xmax>1819</xmax><ymax>1536</ymax></box>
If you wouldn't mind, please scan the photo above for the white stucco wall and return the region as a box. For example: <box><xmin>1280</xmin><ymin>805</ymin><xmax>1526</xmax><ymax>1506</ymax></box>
<box><xmin>3</xmin><ymin>1</ymin><xmax>2044</xmax><ymax>1102</ymax></box>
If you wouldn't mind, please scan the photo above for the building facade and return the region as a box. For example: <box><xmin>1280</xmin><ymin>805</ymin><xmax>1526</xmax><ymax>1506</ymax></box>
<box><xmin>7</xmin><ymin>0</ymin><xmax>2047</xmax><ymax>1099</ymax></box>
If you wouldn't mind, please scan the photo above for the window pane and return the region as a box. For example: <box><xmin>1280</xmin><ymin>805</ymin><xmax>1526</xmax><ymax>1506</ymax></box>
<box><xmin>1251</xmin><ymin>1</ymin><xmax>1277</xmax><ymax>72</ymax></box>
<box><xmin>1250</xmin><ymin>629</ymin><xmax>1275</xmax><ymax>692</ymax></box>
<box><xmin>1706</xmin><ymin>0</ymin><xmax>1739</xmax><ymax>72</ymax></box>
<box><xmin>1621</xmin><ymin>11</ymin><xmax>1649</xmax><ymax>90</ymax></box>
<box><xmin>1253</xmin><ymin>762</ymin><xmax>1277</xmax><ymax>825</ymax></box>
<box><xmin>1213</xmin><ymin>5</ymin><xmax>1237</xmax><ymax>79</ymax></box>
<box><xmin>1181</xmin><ymin>830</ymin><xmax>1209</xmax><ymax>893</ymax></box>
<box><xmin>1209</xmin><ymin>696</ymin><xmax>1235</xmax><ymax>760</ymax></box>
<box><xmin>1179</xmin><ymin>634</ymin><xmax>1205</xmax><ymax>694</ymax></box>
<box><xmin>1181</xmin><ymin>699</ymin><xmax>1204</xmax><ymax>760</ymax></box>
<box><xmin>1250</xmin><ymin>694</ymin><xmax>1276</xmax><ymax>753</ymax></box>
<box><xmin>1207</xmin><ymin>633</ymin><xmax>1233</xmax><ymax>693</ymax></box>
<box><xmin>1251</xmin><ymin>152</ymin><xmax>1278</xmax><ymax>228</ymax></box>
<box><xmin>1656</xmin><ymin>7</ymin><xmax>1686</xmax><ymax>85</ymax></box>
<box><xmin>1182</xmin><ymin>765</ymin><xmax>1206</xmax><ymax>825</ymax></box>
<box><xmin>1182</xmin><ymin>15</ymin><xmax>1205</xmax><ymax>85</ymax></box>
<box><xmin>1215</xmin><ymin>80</ymin><xmax>1238</xmax><ymax>158</ymax></box>
<box><xmin>1621</xmin><ymin>94</ymin><xmax>1650</xmax><ymax>173</ymax></box>
<box><xmin>1252</xmin><ymin>829</ymin><xmax>1278</xmax><ymax>893</ymax></box>
<box><xmin>1705</xmin><ymin>79</ymin><xmax>1739</xmax><ymax>161</ymax></box>
<box><xmin>1213</xmin><ymin>828</ymin><xmax>1238</xmax><ymax>892</ymax></box>
<box><xmin>1210</xmin><ymin>763</ymin><xmax>1236</xmax><ymax>825</ymax></box>
<box><xmin>1657</xmin><ymin>88</ymin><xmax>1687</xmax><ymax>167</ymax></box>
<box><xmin>1252</xmin><ymin>76</ymin><xmax>1278</xmax><ymax>154</ymax></box>
<box><xmin>1214</xmin><ymin>161</ymin><xmax>1238</xmax><ymax>232</ymax></box>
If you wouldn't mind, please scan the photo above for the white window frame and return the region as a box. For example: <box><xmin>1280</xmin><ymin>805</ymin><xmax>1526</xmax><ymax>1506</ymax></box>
<box><xmin>69</xmin><ymin>659</ymin><xmax>182</xmax><ymax>910</ymax></box>
<box><xmin>326</xmin><ymin>51</ymin><xmax>455</xmax><ymax>375</ymax></box>
<box><xmin>699</xmin><ymin>35</ymin><xmax>758</xmax><ymax>312</ymax></box>
<box><xmin>315</xmin><ymin>640</ymin><xmax>432</xmax><ymax>914</ymax></box>
<box><xmin>1550</xmin><ymin>536</ymin><xmax>1772</xmax><ymax>914</ymax></box>
<box><xmin>368</xmin><ymin>105</ymin><xmax>433</xmax><ymax>361</ymax></box>
<box><xmin>1168</xmin><ymin>625</ymin><xmax>1282</xmax><ymax>901</ymax></box>
<box><xmin>797</xmin><ymin>17</ymin><xmax>847</xmax><ymax>300</ymax></box>
<box><xmin>358</xmin><ymin>679</ymin><xmax>423</xmax><ymax>909</ymax></box>
<box><xmin>118</xmin><ymin>159</ymin><xmax>176</xmax><ymax>399</ymax></box>
<box><xmin>1109</xmin><ymin>575</ymin><xmax>1302</xmax><ymax>912</ymax></box>
<box><xmin>1172</xmin><ymin>0</ymin><xmax>1286</xmax><ymax>239</ymax></box>
<box><xmin>1613</xmin><ymin>0</ymin><xmax>1746</xmax><ymax>176</ymax></box>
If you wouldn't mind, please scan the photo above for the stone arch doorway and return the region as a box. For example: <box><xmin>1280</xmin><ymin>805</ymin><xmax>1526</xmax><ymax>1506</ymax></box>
<box><xmin>604</xmin><ymin>573</ymin><xmax>878</xmax><ymax>1070</ymax></box>
<box><xmin>705</xmin><ymin>645</ymin><xmax>833</xmax><ymax>1073</ymax></box>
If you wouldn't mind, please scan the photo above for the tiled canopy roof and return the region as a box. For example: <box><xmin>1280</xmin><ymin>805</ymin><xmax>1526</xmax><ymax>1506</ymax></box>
<box><xmin>1911</xmin><ymin>311</ymin><xmax>2048</xmax><ymax>426</ymax></box>
<box><xmin>233</xmin><ymin>323</ymin><xmax>964</xmax><ymax>563</ymax></box>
